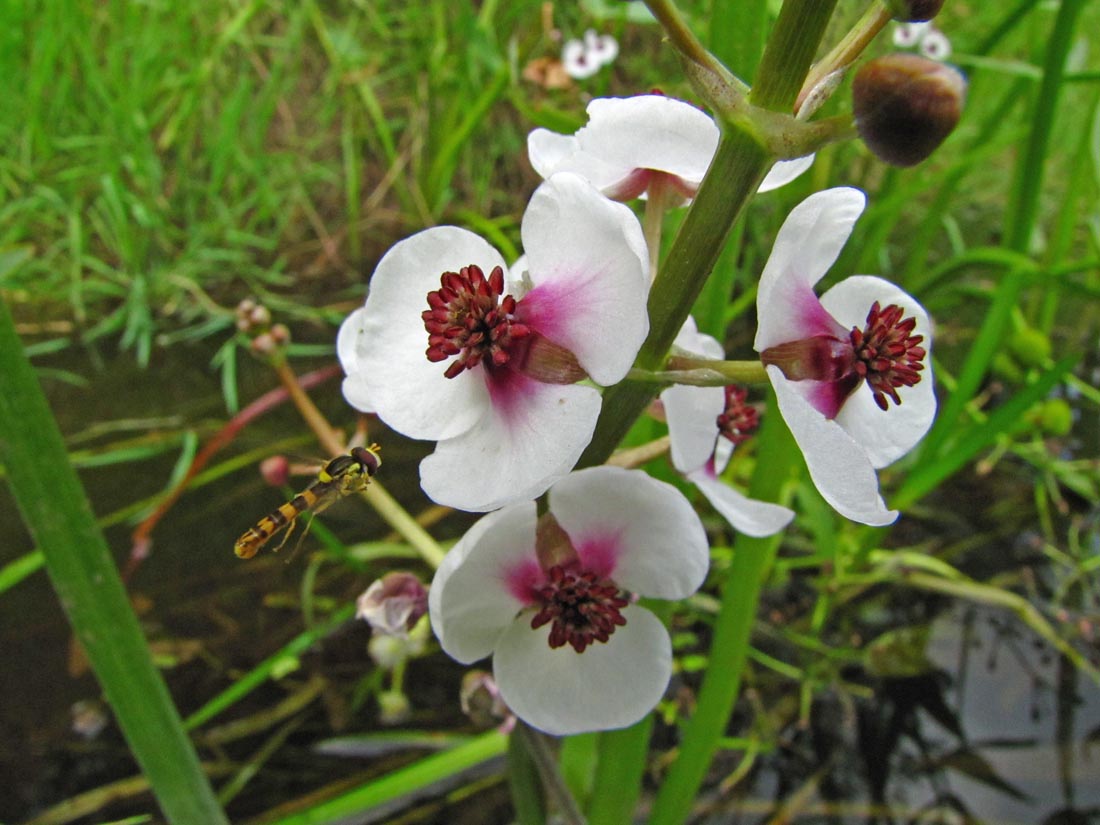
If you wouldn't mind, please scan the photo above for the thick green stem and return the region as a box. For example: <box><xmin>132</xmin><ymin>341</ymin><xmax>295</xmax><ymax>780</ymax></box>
<box><xmin>751</xmin><ymin>0</ymin><xmax>840</xmax><ymax>111</ymax></box>
<box><xmin>648</xmin><ymin>395</ymin><xmax>801</xmax><ymax>825</ymax></box>
<box><xmin>578</xmin><ymin>128</ymin><xmax>770</xmax><ymax>468</ymax></box>
<box><xmin>0</xmin><ymin>299</ymin><xmax>228</xmax><ymax>824</ymax></box>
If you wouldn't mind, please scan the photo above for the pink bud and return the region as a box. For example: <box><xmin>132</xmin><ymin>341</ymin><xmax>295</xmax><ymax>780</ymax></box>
<box><xmin>356</xmin><ymin>572</ymin><xmax>429</xmax><ymax>638</ymax></box>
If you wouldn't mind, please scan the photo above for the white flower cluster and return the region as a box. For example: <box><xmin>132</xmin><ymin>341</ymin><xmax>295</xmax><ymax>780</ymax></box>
<box><xmin>337</xmin><ymin>95</ymin><xmax>935</xmax><ymax>735</ymax></box>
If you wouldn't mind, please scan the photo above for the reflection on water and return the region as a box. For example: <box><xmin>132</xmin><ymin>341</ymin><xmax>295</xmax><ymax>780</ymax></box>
<box><xmin>710</xmin><ymin>604</ymin><xmax>1100</xmax><ymax>824</ymax></box>
<box><xmin>923</xmin><ymin>606</ymin><xmax>1100</xmax><ymax>824</ymax></box>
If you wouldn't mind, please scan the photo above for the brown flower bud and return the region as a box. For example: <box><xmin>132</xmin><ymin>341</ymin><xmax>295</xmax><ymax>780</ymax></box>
<box><xmin>853</xmin><ymin>54</ymin><xmax>966</xmax><ymax>167</ymax></box>
<box><xmin>885</xmin><ymin>0</ymin><xmax>944</xmax><ymax>22</ymax></box>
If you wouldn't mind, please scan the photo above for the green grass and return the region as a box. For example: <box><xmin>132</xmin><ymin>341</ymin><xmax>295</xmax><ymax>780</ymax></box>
<box><xmin>3</xmin><ymin>0</ymin><xmax>1100</xmax><ymax>822</ymax></box>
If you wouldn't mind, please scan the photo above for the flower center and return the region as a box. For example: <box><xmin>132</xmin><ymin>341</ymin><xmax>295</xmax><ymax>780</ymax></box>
<box><xmin>849</xmin><ymin>301</ymin><xmax>926</xmax><ymax>411</ymax></box>
<box><xmin>716</xmin><ymin>385</ymin><xmax>759</xmax><ymax>444</ymax></box>
<box><xmin>422</xmin><ymin>264</ymin><xmax>531</xmax><ymax>379</ymax></box>
<box><xmin>529</xmin><ymin>564</ymin><xmax>628</xmax><ymax>654</ymax></box>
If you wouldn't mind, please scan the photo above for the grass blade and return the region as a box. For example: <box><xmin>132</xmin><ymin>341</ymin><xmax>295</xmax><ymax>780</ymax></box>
<box><xmin>0</xmin><ymin>298</ymin><xmax>228</xmax><ymax>823</ymax></box>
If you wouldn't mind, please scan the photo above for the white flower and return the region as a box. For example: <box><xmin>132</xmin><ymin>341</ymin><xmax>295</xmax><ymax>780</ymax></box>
<box><xmin>660</xmin><ymin>318</ymin><xmax>794</xmax><ymax>537</ymax></box>
<box><xmin>527</xmin><ymin>95</ymin><xmax>813</xmax><ymax>205</ymax></box>
<box><xmin>561</xmin><ymin>29</ymin><xmax>619</xmax><ymax>80</ymax></box>
<box><xmin>428</xmin><ymin>466</ymin><xmax>710</xmax><ymax>736</ymax></box>
<box><xmin>893</xmin><ymin>21</ymin><xmax>952</xmax><ymax>61</ymax></box>
<box><xmin>338</xmin><ymin>173</ymin><xmax>649</xmax><ymax>512</ymax></box>
<box><xmin>754</xmin><ymin>188</ymin><xmax>936</xmax><ymax>526</ymax></box>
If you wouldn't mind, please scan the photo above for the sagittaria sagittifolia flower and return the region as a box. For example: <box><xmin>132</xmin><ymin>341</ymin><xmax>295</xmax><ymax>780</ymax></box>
<box><xmin>428</xmin><ymin>466</ymin><xmax>709</xmax><ymax>736</ymax></box>
<box><xmin>527</xmin><ymin>94</ymin><xmax>813</xmax><ymax>205</ymax></box>
<box><xmin>754</xmin><ymin>188</ymin><xmax>936</xmax><ymax>526</ymax></box>
<box><xmin>660</xmin><ymin>317</ymin><xmax>794</xmax><ymax>537</ymax></box>
<box><xmin>338</xmin><ymin>173</ymin><xmax>649</xmax><ymax>512</ymax></box>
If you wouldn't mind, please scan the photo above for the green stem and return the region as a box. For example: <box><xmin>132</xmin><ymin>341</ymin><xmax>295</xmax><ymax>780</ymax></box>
<box><xmin>648</xmin><ymin>395</ymin><xmax>801</xmax><ymax>825</ymax></box>
<box><xmin>797</xmin><ymin>2</ymin><xmax>892</xmax><ymax>113</ymax></box>
<box><xmin>578</xmin><ymin>128</ymin><xmax>770</xmax><ymax>468</ymax></box>
<box><xmin>0</xmin><ymin>299</ymin><xmax>228</xmax><ymax>824</ymax></box>
<box><xmin>659</xmin><ymin>356</ymin><xmax>769</xmax><ymax>385</ymax></box>
<box><xmin>643</xmin><ymin>0</ymin><xmax>744</xmax><ymax>94</ymax></box>
<box><xmin>750</xmin><ymin>0</ymin><xmax>840</xmax><ymax>111</ymax></box>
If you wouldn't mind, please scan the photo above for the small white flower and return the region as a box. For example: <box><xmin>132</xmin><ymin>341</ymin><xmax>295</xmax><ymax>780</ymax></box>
<box><xmin>561</xmin><ymin>29</ymin><xmax>618</xmax><ymax>80</ymax></box>
<box><xmin>660</xmin><ymin>318</ymin><xmax>794</xmax><ymax>537</ymax></box>
<box><xmin>893</xmin><ymin>21</ymin><xmax>932</xmax><ymax>48</ymax></box>
<box><xmin>893</xmin><ymin>21</ymin><xmax>951</xmax><ymax>61</ymax></box>
<box><xmin>338</xmin><ymin>174</ymin><xmax>649</xmax><ymax>512</ymax></box>
<box><xmin>528</xmin><ymin>95</ymin><xmax>813</xmax><ymax>205</ymax></box>
<box><xmin>754</xmin><ymin>188</ymin><xmax>936</xmax><ymax>526</ymax></box>
<box><xmin>428</xmin><ymin>466</ymin><xmax>710</xmax><ymax>736</ymax></box>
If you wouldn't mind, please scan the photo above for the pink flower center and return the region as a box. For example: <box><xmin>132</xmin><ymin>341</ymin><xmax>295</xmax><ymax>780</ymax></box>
<box><xmin>716</xmin><ymin>385</ymin><xmax>759</xmax><ymax>444</ymax></box>
<box><xmin>849</xmin><ymin>302</ymin><xmax>926</xmax><ymax>411</ymax></box>
<box><xmin>422</xmin><ymin>264</ymin><xmax>531</xmax><ymax>379</ymax></box>
<box><xmin>529</xmin><ymin>564</ymin><xmax>629</xmax><ymax>654</ymax></box>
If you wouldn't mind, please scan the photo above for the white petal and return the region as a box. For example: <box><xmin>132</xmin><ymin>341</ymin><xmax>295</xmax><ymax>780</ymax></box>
<box><xmin>420</xmin><ymin>381</ymin><xmax>601</xmax><ymax>512</ymax></box>
<box><xmin>562</xmin><ymin>39</ymin><xmax>599</xmax><ymax>79</ymax></box>
<box><xmin>579</xmin><ymin>96</ymin><xmax>718</xmax><ymax>189</ymax></box>
<box><xmin>494</xmin><ymin>605</ymin><xmax>671</xmax><ymax>736</ymax></box>
<box><xmin>519</xmin><ymin>173</ymin><xmax>649</xmax><ymax>385</ymax></box>
<box><xmin>527</xmin><ymin>130</ymin><xmax>631</xmax><ymax>191</ymax></box>
<box><xmin>672</xmin><ymin>315</ymin><xmax>724</xmax><ymax>359</ymax></box>
<box><xmin>768</xmin><ymin>366</ymin><xmax>898</xmax><ymax>526</ymax></box>
<box><xmin>757</xmin><ymin>155</ymin><xmax>815</xmax><ymax>193</ymax></box>
<box><xmin>820</xmin><ymin>276</ymin><xmax>937</xmax><ymax>468</ymax></box>
<box><xmin>429</xmin><ymin>503</ymin><xmax>538</xmax><ymax>663</ymax></box>
<box><xmin>354</xmin><ymin>227</ymin><xmax>507</xmax><ymax>440</ymax></box>
<box><xmin>337</xmin><ymin>308</ymin><xmax>375</xmax><ymax>413</ymax></box>
<box><xmin>688</xmin><ymin>469</ymin><xmax>795</xmax><ymax>537</ymax></box>
<box><xmin>893</xmin><ymin>21</ymin><xmax>931</xmax><ymax>48</ymax></box>
<box><xmin>527</xmin><ymin>129</ymin><xmax>581</xmax><ymax>180</ymax></box>
<box><xmin>661</xmin><ymin>383</ymin><xmax>723</xmax><ymax>474</ymax></box>
<box><xmin>919</xmin><ymin>28</ymin><xmax>951</xmax><ymax>61</ymax></box>
<box><xmin>549</xmin><ymin>466</ymin><xmax>709</xmax><ymax>599</ymax></box>
<box><xmin>755</xmin><ymin>187</ymin><xmax>866</xmax><ymax>352</ymax></box>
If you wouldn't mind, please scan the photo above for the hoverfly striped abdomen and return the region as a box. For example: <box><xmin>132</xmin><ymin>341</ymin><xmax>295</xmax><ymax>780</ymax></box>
<box><xmin>234</xmin><ymin>444</ymin><xmax>382</xmax><ymax>559</ymax></box>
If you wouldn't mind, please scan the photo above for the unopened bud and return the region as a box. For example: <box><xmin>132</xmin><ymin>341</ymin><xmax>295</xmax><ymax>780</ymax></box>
<box><xmin>270</xmin><ymin>323</ymin><xmax>290</xmax><ymax>345</ymax></box>
<box><xmin>460</xmin><ymin>670</ymin><xmax>511</xmax><ymax>729</ymax></box>
<box><xmin>1008</xmin><ymin>325</ymin><xmax>1051</xmax><ymax>368</ymax></box>
<box><xmin>1026</xmin><ymin>398</ymin><xmax>1073</xmax><ymax>437</ymax></box>
<box><xmin>356</xmin><ymin>572</ymin><xmax>429</xmax><ymax>638</ymax></box>
<box><xmin>250</xmin><ymin>331</ymin><xmax>277</xmax><ymax>356</ymax></box>
<box><xmin>259</xmin><ymin>455</ymin><xmax>291</xmax><ymax>487</ymax></box>
<box><xmin>854</xmin><ymin>54</ymin><xmax>966</xmax><ymax>167</ymax></box>
<box><xmin>884</xmin><ymin>0</ymin><xmax>944</xmax><ymax>22</ymax></box>
<box><xmin>377</xmin><ymin>690</ymin><xmax>411</xmax><ymax>725</ymax></box>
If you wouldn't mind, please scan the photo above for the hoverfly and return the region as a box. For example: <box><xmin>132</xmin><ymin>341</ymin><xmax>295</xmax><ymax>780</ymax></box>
<box><xmin>234</xmin><ymin>444</ymin><xmax>382</xmax><ymax>559</ymax></box>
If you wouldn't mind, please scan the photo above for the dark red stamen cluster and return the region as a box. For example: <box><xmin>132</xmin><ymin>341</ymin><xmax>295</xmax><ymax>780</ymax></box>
<box><xmin>422</xmin><ymin>264</ymin><xmax>530</xmax><ymax>379</ymax></box>
<box><xmin>849</xmin><ymin>302</ymin><xmax>926</xmax><ymax>411</ymax></box>
<box><xmin>529</xmin><ymin>565</ymin><xmax>628</xmax><ymax>654</ymax></box>
<box><xmin>716</xmin><ymin>385</ymin><xmax>760</xmax><ymax>444</ymax></box>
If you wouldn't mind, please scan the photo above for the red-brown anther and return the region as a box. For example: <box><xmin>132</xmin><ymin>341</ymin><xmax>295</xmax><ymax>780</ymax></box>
<box><xmin>716</xmin><ymin>385</ymin><xmax>760</xmax><ymax>445</ymax></box>
<box><xmin>850</xmin><ymin>301</ymin><xmax>926</xmax><ymax>411</ymax></box>
<box><xmin>530</xmin><ymin>565</ymin><xmax>629</xmax><ymax>654</ymax></box>
<box><xmin>422</xmin><ymin>264</ymin><xmax>531</xmax><ymax>379</ymax></box>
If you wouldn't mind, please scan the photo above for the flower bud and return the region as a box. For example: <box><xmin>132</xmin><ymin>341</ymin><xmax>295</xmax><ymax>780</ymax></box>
<box><xmin>1027</xmin><ymin>398</ymin><xmax>1073</xmax><ymax>437</ymax></box>
<box><xmin>853</xmin><ymin>54</ymin><xmax>966</xmax><ymax>167</ymax></box>
<box><xmin>460</xmin><ymin>670</ymin><xmax>512</xmax><ymax>729</ymax></box>
<box><xmin>259</xmin><ymin>454</ymin><xmax>291</xmax><ymax>487</ymax></box>
<box><xmin>377</xmin><ymin>690</ymin><xmax>412</xmax><ymax>725</ymax></box>
<box><xmin>356</xmin><ymin>572</ymin><xmax>429</xmax><ymax>638</ymax></box>
<box><xmin>1008</xmin><ymin>325</ymin><xmax>1052</xmax><ymax>368</ymax></box>
<box><xmin>884</xmin><ymin>0</ymin><xmax>944</xmax><ymax>22</ymax></box>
